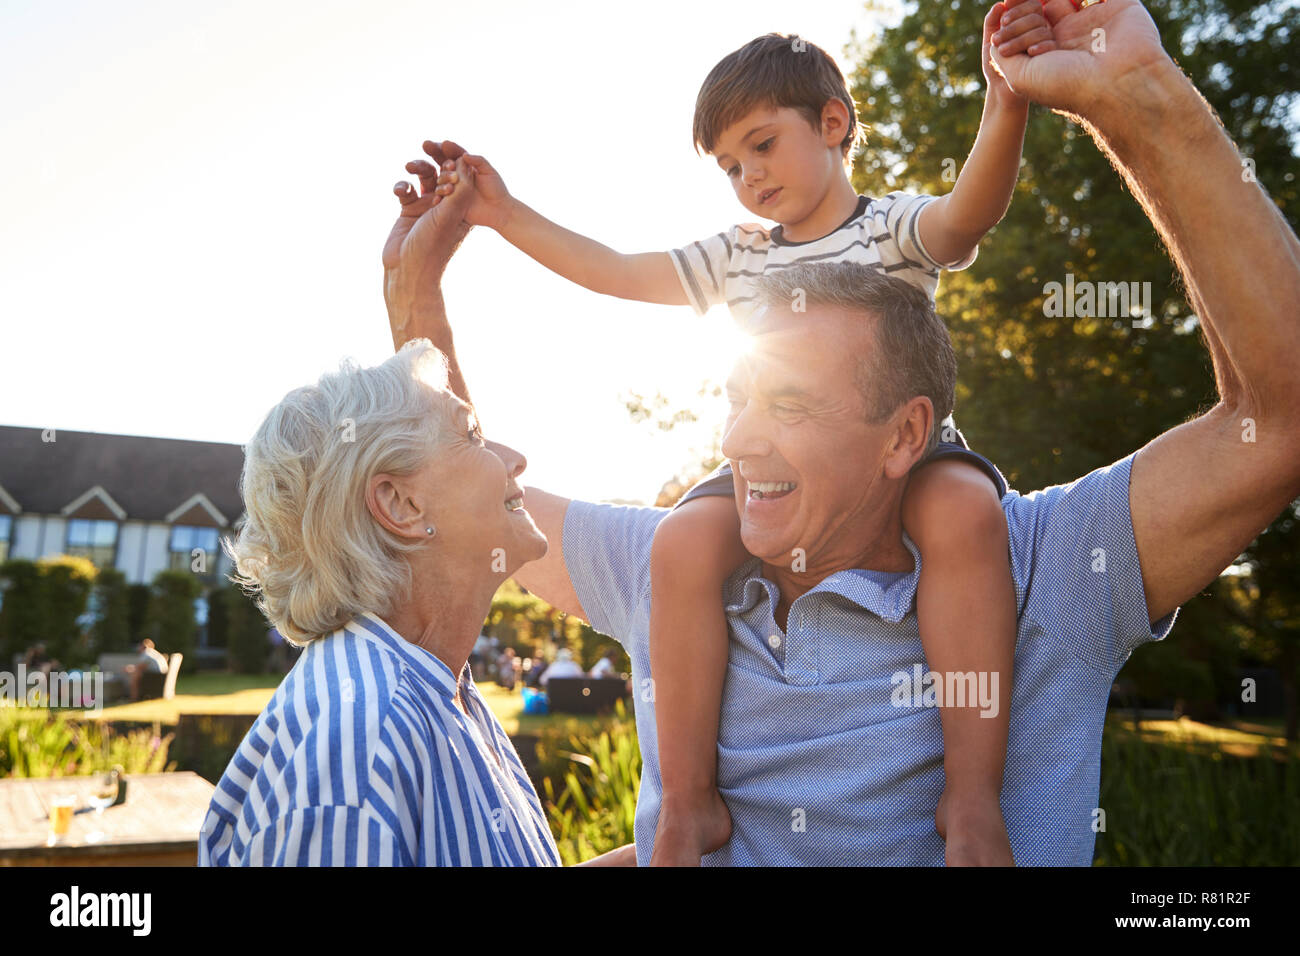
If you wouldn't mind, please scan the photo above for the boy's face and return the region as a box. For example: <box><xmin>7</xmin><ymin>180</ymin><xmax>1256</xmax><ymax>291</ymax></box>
<box><xmin>711</xmin><ymin>104</ymin><xmax>841</xmax><ymax>224</ymax></box>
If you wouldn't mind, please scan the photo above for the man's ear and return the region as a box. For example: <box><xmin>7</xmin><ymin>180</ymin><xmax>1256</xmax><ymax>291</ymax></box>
<box><xmin>819</xmin><ymin>97</ymin><xmax>852</xmax><ymax>151</ymax></box>
<box><xmin>367</xmin><ymin>473</ymin><xmax>425</xmax><ymax>540</ymax></box>
<box><xmin>881</xmin><ymin>396</ymin><xmax>934</xmax><ymax>480</ymax></box>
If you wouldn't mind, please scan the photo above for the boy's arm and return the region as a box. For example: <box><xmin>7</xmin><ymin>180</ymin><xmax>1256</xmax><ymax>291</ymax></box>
<box><xmin>424</xmin><ymin>143</ymin><xmax>689</xmax><ymax>306</ymax></box>
<box><xmin>500</xmin><ymin>198</ymin><xmax>690</xmax><ymax>306</ymax></box>
<box><xmin>916</xmin><ymin>1</ymin><xmax>1049</xmax><ymax>266</ymax></box>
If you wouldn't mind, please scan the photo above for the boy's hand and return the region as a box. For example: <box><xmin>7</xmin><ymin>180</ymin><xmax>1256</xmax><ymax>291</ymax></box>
<box><xmin>983</xmin><ymin>1</ymin><xmax>1057</xmax><ymax>108</ymax></box>
<box><xmin>407</xmin><ymin>139</ymin><xmax>514</xmax><ymax>232</ymax></box>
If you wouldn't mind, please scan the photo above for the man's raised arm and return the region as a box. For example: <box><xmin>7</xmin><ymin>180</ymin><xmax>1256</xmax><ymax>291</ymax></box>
<box><xmin>382</xmin><ymin>142</ymin><xmax>587</xmax><ymax>620</ymax></box>
<box><xmin>995</xmin><ymin>0</ymin><xmax>1300</xmax><ymax>624</ymax></box>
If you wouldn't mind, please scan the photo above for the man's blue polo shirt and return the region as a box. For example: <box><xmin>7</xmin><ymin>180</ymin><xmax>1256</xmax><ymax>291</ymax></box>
<box><xmin>561</xmin><ymin>453</ymin><xmax>1177</xmax><ymax>865</ymax></box>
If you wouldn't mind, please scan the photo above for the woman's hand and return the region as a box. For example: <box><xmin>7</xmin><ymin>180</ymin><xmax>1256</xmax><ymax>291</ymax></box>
<box><xmin>382</xmin><ymin>140</ymin><xmax>478</xmax><ymax>336</ymax></box>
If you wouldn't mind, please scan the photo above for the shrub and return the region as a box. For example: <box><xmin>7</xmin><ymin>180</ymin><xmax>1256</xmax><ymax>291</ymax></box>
<box><xmin>126</xmin><ymin>583</ymin><xmax>151</xmax><ymax>641</ymax></box>
<box><xmin>217</xmin><ymin>586</ymin><xmax>271</xmax><ymax>674</ymax></box>
<box><xmin>0</xmin><ymin>558</ymin><xmax>42</xmax><ymax>663</ymax></box>
<box><xmin>90</xmin><ymin>567</ymin><xmax>132</xmax><ymax>656</ymax></box>
<box><xmin>539</xmin><ymin>700</ymin><xmax>640</xmax><ymax>864</ymax></box>
<box><xmin>0</xmin><ymin>557</ymin><xmax>97</xmax><ymax>667</ymax></box>
<box><xmin>38</xmin><ymin>556</ymin><xmax>98</xmax><ymax>667</ymax></box>
<box><xmin>143</xmin><ymin>569</ymin><xmax>202</xmax><ymax>660</ymax></box>
<box><xmin>0</xmin><ymin>707</ymin><xmax>174</xmax><ymax>777</ymax></box>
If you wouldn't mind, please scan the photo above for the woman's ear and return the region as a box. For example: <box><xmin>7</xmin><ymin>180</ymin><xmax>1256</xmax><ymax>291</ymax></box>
<box><xmin>367</xmin><ymin>473</ymin><xmax>425</xmax><ymax>540</ymax></box>
<box><xmin>881</xmin><ymin>396</ymin><xmax>934</xmax><ymax>481</ymax></box>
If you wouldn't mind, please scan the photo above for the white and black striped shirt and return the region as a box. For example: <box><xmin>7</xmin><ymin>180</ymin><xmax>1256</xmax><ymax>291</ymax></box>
<box><xmin>669</xmin><ymin>192</ymin><xmax>975</xmax><ymax>325</ymax></box>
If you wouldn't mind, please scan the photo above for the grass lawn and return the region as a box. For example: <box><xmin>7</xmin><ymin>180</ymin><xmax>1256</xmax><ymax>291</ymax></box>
<box><xmin>83</xmin><ymin>671</ymin><xmax>607</xmax><ymax>736</ymax></box>
<box><xmin>1106</xmin><ymin>713</ymin><xmax>1295</xmax><ymax>758</ymax></box>
<box><xmin>80</xmin><ymin>671</ymin><xmax>1293</xmax><ymax>757</ymax></box>
<box><xmin>86</xmin><ymin>673</ymin><xmax>285</xmax><ymax>724</ymax></box>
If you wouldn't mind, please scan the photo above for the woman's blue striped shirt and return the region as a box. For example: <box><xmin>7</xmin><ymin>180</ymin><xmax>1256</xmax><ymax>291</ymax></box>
<box><xmin>198</xmin><ymin>612</ymin><xmax>561</xmax><ymax>866</ymax></box>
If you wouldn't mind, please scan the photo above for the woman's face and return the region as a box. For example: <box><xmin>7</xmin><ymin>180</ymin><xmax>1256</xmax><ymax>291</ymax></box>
<box><xmin>415</xmin><ymin>390</ymin><xmax>548</xmax><ymax>576</ymax></box>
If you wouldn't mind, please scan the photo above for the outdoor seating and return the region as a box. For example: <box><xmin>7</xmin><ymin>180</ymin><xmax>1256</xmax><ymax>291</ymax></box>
<box><xmin>546</xmin><ymin>676</ymin><xmax>628</xmax><ymax>715</ymax></box>
<box><xmin>138</xmin><ymin>653</ymin><xmax>183</xmax><ymax>701</ymax></box>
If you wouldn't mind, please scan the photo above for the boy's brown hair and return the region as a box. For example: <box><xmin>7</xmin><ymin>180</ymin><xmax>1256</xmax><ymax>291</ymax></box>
<box><xmin>692</xmin><ymin>33</ymin><xmax>863</xmax><ymax>160</ymax></box>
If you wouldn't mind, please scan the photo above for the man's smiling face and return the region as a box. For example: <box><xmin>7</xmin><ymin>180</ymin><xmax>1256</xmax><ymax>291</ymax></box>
<box><xmin>721</xmin><ymin>303</ymin><xmax>904</xmax><ymax>573</ymax></box>
<box><xmin>711</xmin><ymin>105</ymin><xmax>840</xmax><ymax>225</ymax></box>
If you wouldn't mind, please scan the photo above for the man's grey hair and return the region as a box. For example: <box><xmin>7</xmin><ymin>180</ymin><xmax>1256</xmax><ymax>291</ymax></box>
<box><xmin>752</xmin><ymin>262</ymin><xmax>957</xmax><ymax>453</ymax></box>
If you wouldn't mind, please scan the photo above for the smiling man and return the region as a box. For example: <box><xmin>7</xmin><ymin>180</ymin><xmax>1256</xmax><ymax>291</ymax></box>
<box><xmin>382</xmin><ymin>0</ymin><xmax>1300</xmax><ymax>865</ymax></box>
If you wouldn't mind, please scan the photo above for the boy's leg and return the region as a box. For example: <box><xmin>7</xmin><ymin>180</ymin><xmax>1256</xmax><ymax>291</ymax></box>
<box><xmin>648</xmin><ymin>493</ymin><xmax>749</xmax><ymax>866</ymax></box>
<box><xmin>901</xmin><ymin>458</ymin><xmax>1016</xmax><ymax>866</ymax></box>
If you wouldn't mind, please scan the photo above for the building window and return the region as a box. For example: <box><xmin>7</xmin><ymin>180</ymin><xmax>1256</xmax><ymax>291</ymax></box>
<box><xmin>169</xmin><ymin>525</ymin><xmax>220</xmax><ymax>576</ymax></box>
<box><xmin>66</xmin><ymin>518</ymin><xmax>118</xmax><ymax>568</ymax></box>
<box><xmin>0</xmin><ymin>514</ymin><xmax>11</xmax><ymax>564</ymax></box>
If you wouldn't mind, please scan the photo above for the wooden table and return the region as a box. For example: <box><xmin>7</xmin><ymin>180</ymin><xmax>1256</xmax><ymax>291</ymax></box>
<box><xmin>0</xmin><ymin>772</ymin><xmax>215</xmax><ymax>866</ymax></box>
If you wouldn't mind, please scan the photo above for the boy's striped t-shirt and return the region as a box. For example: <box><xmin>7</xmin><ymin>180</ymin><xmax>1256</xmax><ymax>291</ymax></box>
<box><xmin>669</xmin><ymin>192</ymin><xmax>976</xmax><ymax>326</ymax></box>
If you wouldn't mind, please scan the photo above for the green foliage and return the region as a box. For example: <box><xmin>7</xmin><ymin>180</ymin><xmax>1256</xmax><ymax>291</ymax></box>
<box><xmin>40</xmin><ymin>556</ymin><xmax>98</xmax><ymax>667</ymax></box>
<box><xmin>215</xmin><ymin>586</ymin><xmax>271</xmax><ymax>674</ymax></box>
<box><xmin>143</xmin><ymin>569</ymin><xmax>202</xmax><ymax>660</ymax></box>
<box><xmin>575</xmin><ymin>622</ymin><xmax>629</xmax><ymax>674</ymax></box>
<box><xmin>487</xmin><ymin>578</ymin><xmax>586</xmax><ymax>658</ymax></box>
<box><xmin>0</xmin><ymin>707</ymin><xmax>175</xmax><ymax>777</ymax></box>
<box><xmin>0</xmin><ymin>556</ymin><xmax>97</xmax><ymax>667</ymax></box>
<box><xmin>1094</xmin><ymin>721</ymin><xmax>1299</xmax><ymax>865</ymax></box>
<box><xmin>126</xmin><ymin>583</ymin><xmax>151</xmax><ymax>641</ymax></box>
<box><xmin>539</xmin><ymin>700</ymin><xmax>641</xmax><ymax>864</ymax></box>
<box><xmin>852</xmin><ymin>0</ymin><xmax>1300</xmax><ymax>733</ymax></box>
<box><xmin>90</xmin><ymin>567</ymin><xmax>132</xmax><ymax>656</ymax></box>
<box><xmin>0</xmin><ymin>559</ymin><xmax>43</xmax><ymax>664</ymax></box>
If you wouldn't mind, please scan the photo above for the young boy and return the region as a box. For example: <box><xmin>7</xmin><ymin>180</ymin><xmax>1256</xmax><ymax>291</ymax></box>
<box><xmin>428</xmin><ymin>1</ymin><xmax>1054</xmax><ymax>865</ymax></box>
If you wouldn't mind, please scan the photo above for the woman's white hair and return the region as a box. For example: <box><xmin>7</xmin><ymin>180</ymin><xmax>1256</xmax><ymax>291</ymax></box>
<box><xmin>224</xmin><ymin>339</ymin><xmax>458</xmax><ymax>645</ymax></box>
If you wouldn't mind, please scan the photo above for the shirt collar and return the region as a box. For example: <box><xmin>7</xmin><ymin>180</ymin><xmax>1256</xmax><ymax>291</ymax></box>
<box><xmin>769</xmin><ymin>194</ymin><xmax>870</xmax><ymax>247</ymax></box>
<box><xmin>723</xmin><ymin>533</ymin><xmax>922</xmax><ymax>624</ymax></box>
<box><xmin>351</xmin><ymin>611</ymin><xmax>470</xmax><ymax>700</ymax></box>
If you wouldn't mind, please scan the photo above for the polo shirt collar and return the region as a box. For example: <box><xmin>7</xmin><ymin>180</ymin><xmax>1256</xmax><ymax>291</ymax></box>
<box><xmin>724</xmin><ymin>534</ymin><xmax>922</xmax><ymax>624</ymax></box>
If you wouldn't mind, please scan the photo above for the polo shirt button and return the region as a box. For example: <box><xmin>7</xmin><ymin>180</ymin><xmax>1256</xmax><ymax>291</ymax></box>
<box><xmin>768</xmin><ymin>634</ymin><xmax>781</xmax><ymax>649</ymax></box>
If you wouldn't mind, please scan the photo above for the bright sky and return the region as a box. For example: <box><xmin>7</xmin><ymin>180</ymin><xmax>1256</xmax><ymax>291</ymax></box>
<box><xmin>0</xmin><ymin>0</ymin><xmax>887</xmax><ymax>504</ymax></box>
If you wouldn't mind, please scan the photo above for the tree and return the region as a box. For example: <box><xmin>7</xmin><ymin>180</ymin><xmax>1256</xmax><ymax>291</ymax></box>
<box><xmin>849</xmin><ymin>0</ymin><xmax>1300</xmax><ymax>735</ymax></box>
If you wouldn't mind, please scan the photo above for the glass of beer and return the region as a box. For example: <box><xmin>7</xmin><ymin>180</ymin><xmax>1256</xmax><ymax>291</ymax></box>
<box><xmin>47</xmin><ymin>794</ymin><xmax>76</xmax><ymax>846</ymax></box>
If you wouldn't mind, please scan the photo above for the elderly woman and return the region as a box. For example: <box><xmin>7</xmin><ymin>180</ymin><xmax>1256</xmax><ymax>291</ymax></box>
<box><xmin>197</xmin><ymin>338</ymin><xmax>570</xmax><ymax>865</ymax></box>
<box><xmin>201</xmin><ymin>143</ymin><xmax>636</xmax><ymax>867</ymax></box>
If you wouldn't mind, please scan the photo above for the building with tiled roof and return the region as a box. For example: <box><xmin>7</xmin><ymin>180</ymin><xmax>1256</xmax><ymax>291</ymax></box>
<box><xmin>0</xmin><ymin>425</ymin><xmax>247</xmax><ymax>659</ymax></box>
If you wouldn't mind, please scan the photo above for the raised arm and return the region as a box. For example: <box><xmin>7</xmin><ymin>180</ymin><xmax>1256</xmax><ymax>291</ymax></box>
<box><xmin>916</xmin><ymin>1</ymin><xmax>1048</xmax><ymax>265</ymax></box>
<box><xmin>994</xmin><ymin>0</ymin><xmax>1300</xmax><ymax>623</ymax></box>
<box><xmin>419</xmin><ymin>140</ymin><xmax>688</xmax><ymax>306</ymax></box>
<box><xmin>383</xmin><ymin>145</ymin><xmax>588</xmax><ymax>619</ymax></box>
